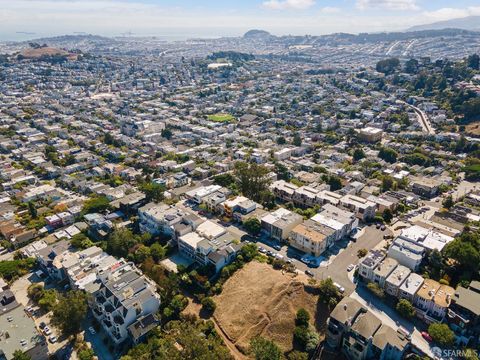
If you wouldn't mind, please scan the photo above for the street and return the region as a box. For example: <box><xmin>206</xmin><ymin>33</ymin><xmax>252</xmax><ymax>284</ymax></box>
<box><xmin>250</xmin><ymin>224</ymin><xmax>389</xmax><ymax>295</ymax></box>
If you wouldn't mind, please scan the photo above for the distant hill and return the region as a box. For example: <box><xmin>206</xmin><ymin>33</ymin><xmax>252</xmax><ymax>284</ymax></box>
<box><xmin>408</xmin><ymin>16</ymin><xmax>480</xmax><ymax>32</ymax></box>
<box><xmin>243</xmin><ymin>29</ymin><xmax>271</xmax><ymax>39</ymax></box>
<box><xmin>19</xmin><ymin>46</ymin><xmax>68</xmax><ymax>59</ymax></box>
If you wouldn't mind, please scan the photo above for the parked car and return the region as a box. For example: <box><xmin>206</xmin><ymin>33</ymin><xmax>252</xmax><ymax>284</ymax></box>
<box><xmin>347</xmin><ymin>264</ymin><xmax>355</xmax><ymax>272</ymax></box>
<box><xmin>43</xmin><ymin>327</ymin><xmax>52</xmax><ymax>336</ymax></box>
<box><xmin>421</xmin><ymin>331</ymin><xmax>432</xmax><ymax>342</ymax></box>
<box><xmin>259</xmin><ymin>247</ymin><xmax>267</xmax><ymax>254</ymax></box>
<box><xmin>305</xmin><ymin>270</ymin><xmax>314</xmax><ymax>277</ymax></box>
<box><xmin>273</xmin><ymin>244</ymin><xmax>282</xmax><ymax>251</ymax></box>
<box><xmin>39</xmin><ymin>322</ymin><xmax>47</xmax><ymax>330</ymax></box>
<box><xmin>49</xmin><ymin>335</ymin><xmax>58</xmax><ymax>343</ymax></box>
<box><xmin>88</xmin><ymin>326</ymin><xmax>96</xmax><ymax>335</ymax></box>
<box><xmin>380</xmin><ymin>225</ymin><xmax>386</xmax><ymax>231</ymax></box>
<box><xmin>398</xmin><ymin>326</ymin><xmax>411</xmax><ymax>340</ymax></box>
<box><xmin>333</xmin><ymin>282</ymin><xmax>345</xmax><ymax>294</ymax></box>
<box><xmin>376</xmin><ymin>223</ymin><xmax>381</xmax><ymax>229</ymax></box>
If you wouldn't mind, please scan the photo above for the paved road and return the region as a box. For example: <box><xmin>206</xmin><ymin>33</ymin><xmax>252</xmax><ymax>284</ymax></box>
<box><xmin>251</xmin><ymin>225</ymin><xmax>389</xmax><ymax>295</ymax></box>
<box><xmin>397</xmin><ymin>100</ymin><xmax>435</xmax><ymax>135</ymax></box>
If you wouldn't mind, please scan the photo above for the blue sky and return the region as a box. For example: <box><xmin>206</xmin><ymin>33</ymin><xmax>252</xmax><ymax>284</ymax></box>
<box><xmin>0</xmin><ymin>0</ymin><xmax>479</xmax><ymax>40</ymax></box>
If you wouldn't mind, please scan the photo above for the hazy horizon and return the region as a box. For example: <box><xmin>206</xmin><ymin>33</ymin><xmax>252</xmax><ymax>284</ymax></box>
<box><xmin>1</xmin><ymin>0</ymin><xmax>480</xmax><ymax>42</ymax></box>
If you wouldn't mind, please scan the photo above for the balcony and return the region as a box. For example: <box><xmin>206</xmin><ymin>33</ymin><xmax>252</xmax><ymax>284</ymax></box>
<box><xmin>105</xmin><ymin>303</ymin><xmax>115</xmax><ymax>313</ymax></box>
<box><xmin>114</xmin><ymin>315</ymin><xmax>124</xmax><ymax>325</ymax></box>
<box><xmin>102</xmin><ymin>319</ymin><xmax>113</xmax><ymax>328</ymax></box>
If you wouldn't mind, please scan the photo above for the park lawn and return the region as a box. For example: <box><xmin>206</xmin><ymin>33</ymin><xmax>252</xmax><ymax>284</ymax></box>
<box><xmin>207</xmin><ymin>113</ymin><xmax>235</xmax><ymax>123</ymax></box>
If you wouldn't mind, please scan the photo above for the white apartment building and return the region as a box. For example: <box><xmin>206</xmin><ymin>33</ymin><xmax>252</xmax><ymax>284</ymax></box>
<box><xmin>91</xmin><ymin>262</ymin><xmax>161</xmax><ymax>344</ymax></box>
<box><xmin>339</xmin><ymin>194</ymin><xmax>376</xmax><ymax>221</ymax></box>
<box><xmin>398</xmin><ymin>273</ymin><xmax>424</xmax><ymax>302</ymax></box>
<box><xmin>387</xmin><ymin>238</ymin><xmax>425</xmax><ymax>271</ymax></box>
<box><xmin>384</xmin><ymin>265</ymin><xmax>411</xmax><ymax>297</ymax></box>
<box><xmin>372</xmin><ymin>257</ymin><xmax>398</xmax><ymax>288</ymax></box>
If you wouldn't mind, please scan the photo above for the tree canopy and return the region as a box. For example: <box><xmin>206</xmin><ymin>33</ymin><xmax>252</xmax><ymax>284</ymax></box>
<box><xmin>51</xmin><ymin>291</ymin><xmax>88</xmax><ymax>336</ymax></box>
<box><xmin>234</xmin><ymin>161</ymin><xmax>272</xmax><ymax>204</ymax></box>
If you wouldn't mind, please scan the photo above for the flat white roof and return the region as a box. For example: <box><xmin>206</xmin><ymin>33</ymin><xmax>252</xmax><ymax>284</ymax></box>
<box><xmin>180</xmin><ymin>232</ymin><xmax>205</xmax><ymax>248</ymax></box>
<box><xmin>196</xmin><ymin>220</ymin><xmax>226</xmax><ymax>239</ymax></box>
<box><xmin>399</xmin><ymin>272</ymin><xmax>424</xmax><ymax>295</ymax></box>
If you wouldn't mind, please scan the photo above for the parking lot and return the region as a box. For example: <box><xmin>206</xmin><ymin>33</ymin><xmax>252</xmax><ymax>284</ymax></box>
<box><xmin>10</xmin><ymin>273</ymin><xmax>70</xmax><ymax>356</ymax></box>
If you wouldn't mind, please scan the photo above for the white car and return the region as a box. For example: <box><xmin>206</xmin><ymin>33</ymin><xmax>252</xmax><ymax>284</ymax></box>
<box><xmin>49</xmin><ymin>335</ymin><xmax>58</xmax><ymax>343</ymax></box>
<box><xmin>333</xmin><ymin>282</ymin><xmax>345</xmax><ymax>294</ymax></box>
<box><xmin>347</xmin><ymin>264</ymin><xmax>355</xmax><ymax>272</ymax></box>
<box><xmin>88</xmin><ymin>326</ymin><xmax>96</xmax><ymax>335</ymax></box>
<box><xmin>43</xmin><ymin>327</ymin><xmax>52</xmax><ymax>336</ymax></box>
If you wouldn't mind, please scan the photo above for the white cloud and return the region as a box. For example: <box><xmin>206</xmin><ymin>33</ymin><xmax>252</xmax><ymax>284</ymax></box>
<box><xmin>319</xmin><ymin>6</ymin><xmax>341</xmax><ymax>14</ymax></box>
<box><xmin>356</xmin><ymin>0</ymin><xmax>419</xmax><ymax>11</ymax></box>
<box><xmin>262</xmin><ymin>0</ymin><xmax>315</xmax><ymax>10</ymax></box>
<box><xmin>422</xmin><ymin>6</ymin><xmax>480</xmax><ymax>22</ymax></box>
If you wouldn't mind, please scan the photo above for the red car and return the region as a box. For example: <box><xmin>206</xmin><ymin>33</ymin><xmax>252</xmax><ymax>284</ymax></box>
<box><xmin>421</xmin><ymin>331</ymin><xmax>433</xmax><ymax>342</ymax></box>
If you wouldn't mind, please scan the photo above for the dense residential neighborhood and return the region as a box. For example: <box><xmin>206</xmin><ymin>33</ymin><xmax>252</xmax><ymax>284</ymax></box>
<box><xmin>0</xmin><ymin>16</ymin><xmax>480</xmax><ymax>360</ymax></box>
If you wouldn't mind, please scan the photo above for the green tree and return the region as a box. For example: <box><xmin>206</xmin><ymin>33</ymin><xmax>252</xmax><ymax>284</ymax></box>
<box><xmin>376</xmin><ymin>58</ymin><xmax>400</xmax><ymax>74</ymax></box>
<box><xmin>317</xmin><ymin>278</ymin><xmax>340</xmax><ymax>306</ymax></box>
<box><xmin>150</xmin><ymin>243</ymin><xmax>167</xmax><ymax>262</ymax></box>
<box><xmin>27</xmin><ymin>283</ymin><xmax>44</xmax><ymax>302</ymax></box>
<box><xmin>428</xmin><ymin>323</ymin><xmax>455</xmax><ymax>347</ymax></box>
<box><xmin>234</xmin><ymin>161</ymin><xmax>272</xmax><ymax>204</ymax></box>
<box><xmin>82</xmin><ymin>195</ymin><xmax>111</xmax><ymax>215</ymax></box>
<box><xmin>123</xmin><ymin>318</ymin><xmax>232</xmax><ymax>359</ymax></box>
<box><xmin>295</xmin><ymin>308</ymin><xmax>310</xmax><ymax>327</ymax></box>
<box><xmin>70</xmin><ymin>233</ymin><xmax>94</xmax><ymax>250</ymax></box>
<box><xmin>27</xmin><ymin>201</ymin><xmax>37</xmax><ymax>219</ymax></box>
<box><xmin>292</xmin><ymin>133</ymin><xmax>302</xmax><ymax>147</ymax></box>
<box><xmin>213</xmin><ymin>173</ymin><xmax>235</xmax><ymax>187</ymax></box>
<box><xmin>134</xmin><ymin>245</ymin><xmax>151</xmax><ymax>263</ymax></box>
<box><xmin>78</xmin><ymin>348</ymin><xmax>95</xmax><ymax>360</ymax></box>
<box><xmin>287</xmin><ymin>351</ymin><xmax>308</xmax><ymax>360</ymax></box>
<box><xmin>201</xmin><ymin>296</ymin><xmax>216</xmax><ymax>314</ymax></box>
<box><xmin>382</xmin><ymin>176</ymin><xmax>395</xmax><ymax>192</ymax></box>
<box><xmin>38</xmin><ymin>289</ymin><xmax>57</xmax><ymax>311</ymax></box>
<box><xmin>443</xmin><ymin>234</ymin><xmax>480</xmax><ymax>274</ymax></box>
<box><xmin>140</xmin><ymin>182</ymin><xmax>165</xmax><ymax>203</ymax></box>
<box><xmin>357</xmin><ymin>248</ymin><xmax>368</xmax><ymax>258</ymax></box>
<box><xmin>161</xmin><ymin>128</ymin><xmax>173</xmax><ymax>139</ymax></box>
<box><xmin>468</xmin><ymin>54</ymin><xmax>480</xmax><ymax>70</ymax></box>
<box><xmin>12</xmin><ymin>350</ymin><xmax>31</xmax><ymax>360</ymax></box>
<box><xmin>378</xmin><ymin>147</ymin><xmax>398</xmax><ymax>163</ymax></box>
<box><xmin>51</xmin><ymin>291</ymin><xmax>88</xmax><ymax>336</ymax></box>
<box><xmin>243</xmin><ymin>217</ymin><xmax>261</xmax><ymax>235</ymax></box>
<box><xmin>353</xmin><ymin>148</ymin><xmax>365</xmax><ymax>162</ymax></box>
<box><xmin>404</xmin><ymin>58</ymin><xmax>419</xmax><ymax>74</ymax></box>
<box><xmin>107</xmin><ymin>228</ymin><xmax>146</xmax><ymax>258</ymax></box>
<box><xmin>250</xmin><ymin>336</ymin><xmax>281</xmax><ymax>360</ymax></box>
<box><xmin>322</xmin><ymin>174</ymin><xmax>342</xmax><ymax>191</ymax></box>
<box><xmin>442</xmin><ymin>195</ymin><xmax>454</xmax><ymax>209</ymax></box>
<box><xmin>396</xmin><ymin>299</ymin><xmax>415</xmax><ymax>319</ymax></box>
<box><xmin>276</xmin><ymin>136</ymin><xmax>286</xmax><ymax>145</ymax></box>
<box><xmin>367</xmin><ymin>282</ymin><xmax>385</xmax><ymax>299</ymax></box>
<box><xmin>382</xmin><ymin>209</ymin><xmax>393</xmax><ymax>223</ymax></box>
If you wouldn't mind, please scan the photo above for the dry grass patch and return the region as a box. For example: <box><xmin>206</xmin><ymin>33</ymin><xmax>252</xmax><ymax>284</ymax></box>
<box><xmin>214</xmin><ymin>261</ymin><xmax>325</xmax><ymax>354</ymax></box>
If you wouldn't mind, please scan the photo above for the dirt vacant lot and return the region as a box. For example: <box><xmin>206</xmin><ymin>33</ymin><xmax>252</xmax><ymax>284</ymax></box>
<box><xmin>214</xmin><ymin>261</ymin><xmax>325</xmax><ymax>354</ymax></box>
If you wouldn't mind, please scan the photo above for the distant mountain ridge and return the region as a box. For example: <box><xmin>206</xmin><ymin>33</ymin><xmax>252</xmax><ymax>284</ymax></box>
<box><xmin>408</xmin><ymin>16</ymin><xmax>480</xmax><ymax>32</ymax></box>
